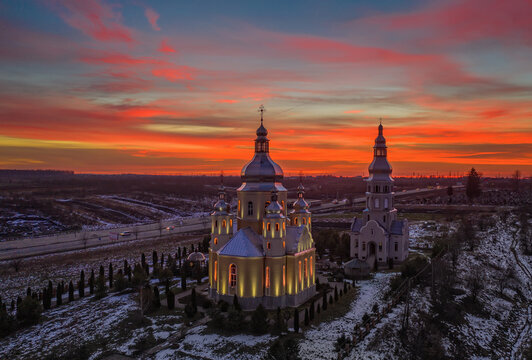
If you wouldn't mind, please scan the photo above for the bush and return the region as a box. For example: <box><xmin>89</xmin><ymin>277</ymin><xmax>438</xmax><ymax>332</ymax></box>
<box><xmin>153</xmin><ymin>287</ymin><xmax>161</xmax><ymax>309</ymax></box>
<box><xmin>16</xmin><ymin>296</ymin><xmax>42</xmax><ymax>326</ymax></box>
<box><xmin>251</xmin><ymin>304</ymin><xmax>269</xmax><ymax>334</ymax></box>
<box><xmin>114</xmin><ymin>270</ymin><xmax>128</xmax><ymax>291</ymax></box>
<box><xmin>95</xmin><ymin>274</ymin><xmax>107</xmax><ymax>299</ymax></box>
<box><xmin>218</xmin><ymin>300</ymin><xmax>229</xmax><ymax>312</ymax></box>
<box><xmin>232</xmin><ymin>294</ymin><xmax>241</xmax><ymax>311</ymax></box>
<box><xmin>226</xmin><ymin>308</ymin><xmax>245</xmax><ymax>331</ymax></box>
<box><xmin>132</xmin><ymin>263</ymin><xmax>147</xmax><ymax>287</ymax></box>
<box><xmin>266</xmin><ymin>336</ymin><xmax>301</xmax><ymax>360</ymax></box>
<box><xmin>167</xmin><ymin>289</ymin><xmax>175</xmax><ymax>310</ymax></box>
<box><xmin>273</xmin><ymin>307</ymin><xmax>287</xmax><ymax>334</ymax></box>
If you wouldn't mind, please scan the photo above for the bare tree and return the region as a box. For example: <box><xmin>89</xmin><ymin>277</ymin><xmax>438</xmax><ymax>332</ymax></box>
<box><xmin>80</xmin><ymin>231</ymin><xmax>89</xmax><ymax>249</ymax></box>
<box><xmin>10</xmin><ymin>258</ymin><xmax>23</xmax><ymax>272</ymax></box>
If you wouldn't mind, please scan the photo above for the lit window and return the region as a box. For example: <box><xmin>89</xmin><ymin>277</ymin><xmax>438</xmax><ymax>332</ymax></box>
<box><xmin>310</xmin><ymin>256</ymin><xmax>313</xmax><ymax>277</ymax></box>
<box><xmin>222</xmin><ymin>220</ymin><xmax>226</xmax><ymax>227</ymax></box>
<box><xmin>230</xmin><ymin>219</ymin><xmax>233</xmax><ymax>227</ymax></box>
<box><xmin>304</xmin><ymin>258</ymin><xmax>308</xmax><ymax>279</ymax></box>
<box><xmin>283</xmin><ymin>222</ymin><xmax>285</xmax><ymax>230</ymax></box>
<box><xmin>247</xmin><ymin>201</ymin><xmax>253</xmax><ymax>216</ymax></box>
<box><xmin>267</xmin><ymin>223</ymin><xmax>271</xmax><ymax>231</ymax></box>
<box><xmin>295</xmin><ymin>218</ymin><xmax>298</xmax><ymax>225</ymax></box>
<box><xmin>214</xmin><ymin>260</ymin><xmax>217</xmax><ymax>282</ymax></box>
<box><xmin>238</xmin><ymin>200</ymin><xmax>241</xmax><ymax>213</ymax></box>
<box><xmin>298</xmin><ymin>261</ymin><xmax>302</xmax><ymax>283</ymax></box>
<box><xmin>283</xmin><ymin>265</ymin><xmax>286</xmax><ymax>286</ymax></box>
<box><xmin>265</xmin><ymin>266</ymin><xmax>270</xmax><ymax>288</ymax></box>
<box><xmin>215</xmin><ymin>220</ymin><xmax>218</xmax><ymax>228</ymax></box>
<box><xmin>309</xmin><ymin>219</ymin><xmax>311</xmax><ymax>225</ymax></box>
<box><xmin>303</xmin><ymin>218</ymin><xmax>306</xmax><ymax>225</ymax></box>
<box><xmin>267</xmin><ymin>242</ymin><xmax>271</xmax><ymax>249</ymax></box>
<box><xmin>384</xmin><ymin>198</ymin><xmax>389</xmax><ymax>209</ymax></box>
<box><xmin>283</xmin><ymin>241</ymin><xmax>285</xmax><ymax>248</ymax></box>
<box><xmin>214</xmin><ymin>237</ymin><xmax>218</xmax><ymax>245</ymax></box>
<box><xmin>281</xmin><ymin>200</ymin><xmax>285</xmax><ymax>212</ymax></box>
<box><xmin>275</xmin><ymin>223</ymin><xmax>279</xmax><ymax>231</ymax></box>
<box><xmin>229</xmin><ymin>264</ymin><xmax>237</xmax><ymax>287</ymax></box>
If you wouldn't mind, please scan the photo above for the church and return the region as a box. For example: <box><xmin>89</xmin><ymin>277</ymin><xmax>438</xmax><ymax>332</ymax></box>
<box><xmin>208</xmin><ymin>108</ymin><xmax>316</xmax><ymax>310</ymax></box>
<box><xmin>349</xmin><ymin>123</ymin><xmax>409</xmax><ymax>268</ymax></box>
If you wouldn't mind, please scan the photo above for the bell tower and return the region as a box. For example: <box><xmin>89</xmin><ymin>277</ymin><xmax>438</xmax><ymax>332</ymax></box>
<box><xmin>263</xmin><ymin>191</ymin><xmax>286</xmax><ymax>257</ymax></box>
<box><xmin>210</xmin><ymin>175</ymin><xmax>233</xmax><ymax>252</ymax></box>
<box><xmin>363</xmin><ymin>122</ymin><xmax>397</xmax><ymax>228</ymax></box>
<box><xmin>290</xmin><ymin>179</ymin><xmax>311</xmax><ymax>231</ymax></box>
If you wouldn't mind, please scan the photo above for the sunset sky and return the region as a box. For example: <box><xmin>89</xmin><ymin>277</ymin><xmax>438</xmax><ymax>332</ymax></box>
<box><xmin>1</xmin><ymin>0</ymin><xmax>531</xmax><ymax>176</ymax></box>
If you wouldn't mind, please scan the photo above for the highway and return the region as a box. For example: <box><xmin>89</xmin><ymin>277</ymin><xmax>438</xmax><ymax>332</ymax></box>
<box><xmin>0</xmin><ymin>217</ymin><xmax>211</xmax><ymax>261</ymax></box>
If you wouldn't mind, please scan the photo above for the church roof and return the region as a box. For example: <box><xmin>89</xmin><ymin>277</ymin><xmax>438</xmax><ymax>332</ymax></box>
<box><xmin>218</xmin><ymin>227</ymin><xmax>263</xmax><ymax>257</ymax></box>
<box><xmin>351</xmin><ymin>217</ymin><xmax>364</xmax><ymax>233</ymax></box>
<box><xmin>390</xmin><ymin>220</ymin><xmax>405</xmax><ymax>235</ymax></box>
<box><xmin>285</xmin><ymin>226</ymin><xmax>304</xmax><ymax>254</ymax></box>
<box><xmin>344</xmin><ymin>258</ymin><xmax>370</xmax><ymax>270</ymax></box>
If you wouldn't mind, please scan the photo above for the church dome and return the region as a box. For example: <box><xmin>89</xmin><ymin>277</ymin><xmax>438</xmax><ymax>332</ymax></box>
<box><xmin>368</xmin><ymin>123</ymin><xmax>393</xmax><ymax>181</ymax></box>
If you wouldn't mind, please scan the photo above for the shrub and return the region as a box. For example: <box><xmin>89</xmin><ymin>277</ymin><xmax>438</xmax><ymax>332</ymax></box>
<box><xmin>232</xmin><ymin>294</ymin><xmax>241</xmax><ymax>312</ymax></box>
<box><xmin>95</xmin><ymin>274</ymin><xmax>107</xmax><ymax>299</ymax></box>
<box><xmin>16</xmin><ymin>296</ymin><xmax>42</xmax><ymax>326</ymax></box>
<box><xmin>218</xmin><ymin>300</ymin><xmax>229</xmax><ymax>312</ymax></box>
<box><xmin>251</xmin><ymin>304</ymin><xmax>269</xmax><ymax>334</ymax></box>
<box><xmin>153</xmin><ymin>287</ymin><xmax>161</xmax><ymax>309</ymax></box>
<box><xmin>114</xmin><ymin>269</ymin><xmax>128</xmax><ymax>291</ymax></box>
<box><xmin>226</xmin><ymin>308</ymin><xmax>245</xmax><ymax>332</ymax></box>
<box><xmin>167</xmin><ymin>289</ymin><xmax>175</xmax><ymax>310</ymax></box>
<box><xmin>68</xmin><ymin>281</ymin><xmax>74</xmax><ymax>302</ymax></box>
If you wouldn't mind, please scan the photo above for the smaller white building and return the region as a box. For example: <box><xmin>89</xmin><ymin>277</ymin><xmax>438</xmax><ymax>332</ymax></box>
<box><xmin>349</xmin><ymin>124</ymin><xmax>409</xmax><ymax>268</ymax></box>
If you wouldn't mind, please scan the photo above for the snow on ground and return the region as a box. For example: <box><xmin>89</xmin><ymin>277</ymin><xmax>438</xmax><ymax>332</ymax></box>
<box><xmin>154</xmin><ymin>325</ymin><xmax>274</xmax><ymax>360</ymax></box>
<box><xmin>299</xmin><ymin>272</ymin><xmax>396</xmax><ymax>360</ymax></box>
<box><xmin>0</xmin><ymin>292</ymin><xmax>137</xmax><ymax>359</ymax></box>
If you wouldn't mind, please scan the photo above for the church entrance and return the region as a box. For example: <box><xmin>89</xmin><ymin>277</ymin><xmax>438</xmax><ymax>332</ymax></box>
<box><xmin>369</xmin><ymin>242</ymin><xmax>376</xmax><ymax>256</ymax></box>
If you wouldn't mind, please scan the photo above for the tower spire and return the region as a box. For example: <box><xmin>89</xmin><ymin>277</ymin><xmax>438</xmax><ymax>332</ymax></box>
<box><xmin>258</xmin><ymin>104</ymin><xmax>265</xmax><ymax>125</ymax></box>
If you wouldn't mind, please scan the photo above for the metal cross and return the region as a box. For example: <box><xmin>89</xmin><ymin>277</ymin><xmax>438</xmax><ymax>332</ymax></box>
<box><xmin>258</xmin><ymin>104</ymin><xmax>265</xmax><ymax>124</ymax></box>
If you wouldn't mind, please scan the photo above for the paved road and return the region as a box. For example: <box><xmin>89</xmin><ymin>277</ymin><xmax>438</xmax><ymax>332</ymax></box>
<box><xmin>0</xmin><ymin>217</ymin><xmax>211</xmax><ymax>261</ymax></box>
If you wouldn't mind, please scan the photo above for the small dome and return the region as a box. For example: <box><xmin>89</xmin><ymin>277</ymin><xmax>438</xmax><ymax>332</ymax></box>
<box><xmin>186</xmin><ymin>252</ymin><xmax>206</xmax><ymax>262</ymax></box>
<box><xmin>292</xmin><ymin>197</ymin><xmax>310</xmax><ymax>213</ymax></box>
<box><xmin>256</xmin><ymin>123</ymin><xmax>268</xmax><ymax>137</ymax></box>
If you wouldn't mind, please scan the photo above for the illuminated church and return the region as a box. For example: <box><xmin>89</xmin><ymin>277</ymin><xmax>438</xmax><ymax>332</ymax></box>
<box><xmin>208</xmin><ymin>108</ymin><xmax>316</xmax><ymax>310</ymax></box>
<box><xmin>349</xmin><ymin>123</ymin><xmax>409</xmax><ymax>267</ymax></box>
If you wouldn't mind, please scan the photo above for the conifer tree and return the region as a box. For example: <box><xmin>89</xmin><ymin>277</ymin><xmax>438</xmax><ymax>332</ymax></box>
<box><xmin>317</xmin><ymin>303</ymin><xmax>321</xmax><ymax>314</ymax></box>
<box><xmin>334</xmin><ymin>286</ymin><xmax>338</xmax><ymax>302</ymax></box>
<box><xmin>251</xmin><ymin>304</ymin><xmax>268</xmax><ymax>334</ymax></box>
<box><xmin>126</xmin><ymin>264</ymin><xmax>132</xmax><ymax>283</ymax></box>
<box><xmin>294</xmin><ymin>308</ymin><xmax>299</xmax><ymax>333</ymax></box>
<box><xmin>109</xmin><ymin>262</ymin><xmax>113</xmax><ymax>288</ymax></box>
<box><xmin>56</xmin><ymin>285</ymin><xmax>62</xmax><ymax>306</ymax></box>
<box><xmin>181</xmin><ymin>267</ymin><xmax>187</xmax><ymax>290</ymax></box>
<box><xmin>27</xmin><ymin>287</ymin><xmax>31</xmax><ymax>297</ymax></box>
<box><xmin>153</xmin><ymin>286</ymin><xmax>161</xmax><ymax>309</ymax></box>
<box><xmin>68</xmin><ymin>281</ymin><xmax>74</xmax><ymax>302</ymax></box>
<box><xmin>99</xmin><ymin>265</ymin><xmax>104</xmax><ymax>279</ymax></box>
<box><xmin>160</xmin><ymin>253</ymin><xmax>164</xmax><ymax>268</ymax></box>
<box><xmin>232</xmin><ymin>294</ymin><xmax>240</xmax><ymax>312</ymax></box>
<box><xmin>89</xmin><ymin>269</ymin><xmax>95</xmax><ymax>294</ymax></box>
<box><xmin>304</xmin><ymin>308</ymin><xmax>309</xmax><ymax>326</ymax></box>
<box><xmin>141</xmin><ymin>253</ymin><xmax>146</xmax><ymax>268</ymax></box>
<box><xmin>329</xmin><ymin>295</ymin><xmax>333</xmax><ymax>305</ymax></box>
<box><xmin>124</xmin><ymin>259</ymin><xmax>128</xmax><ymax>274</ymax></box>
<box><xmin>153</xmin><ymin>251</ymin><xmax>158</xmax><ymax>268</ymax></box>
<box><xmin>96</xmin><ymin>273</ymin><xmax>107</xmax><ymax>299</ymax></box>
<box><xmin>48</xmin><ymin>280</ymin><xmax>53</xmax><ymax>298</ymax></box>
<box><xmin>322</xmin><ymin>292</ymin><xmax>327</xmax><ymax>310</ymax></box>
<box><xmin>167</xmin><ymin>287</ymin><xmax>175</xmax><ymax>310</ymax></box>
<box><xmin>343</xmin><ymin>281</ymin><xmax>347</xmax><ymax>293</ymax></box>
<box><xmin>79</xmin><ymin>270</ymin><xmax>85</xmax><ymax>298</ymax></box>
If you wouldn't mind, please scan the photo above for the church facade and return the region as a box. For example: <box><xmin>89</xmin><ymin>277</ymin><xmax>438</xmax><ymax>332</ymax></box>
<box><xmin>349</xmin><ymin>124</ymin><xmax>409</xmax><ymax>268</ymax></box>
<box><xmin>208</xmin><ymin>110</ymin><xmax>316</xmax><ymax>310</ymax></box>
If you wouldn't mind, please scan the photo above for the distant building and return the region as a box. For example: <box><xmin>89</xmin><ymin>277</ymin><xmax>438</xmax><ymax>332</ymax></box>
<box><xmin>208</xmin><ymin>108</ymin><xmax>316</xmax><ymax>310</ymax></box>
<box><xmin>348</xmin><ymin>124</ymin><xmax>409</xmax><ymax>268</ymax></box>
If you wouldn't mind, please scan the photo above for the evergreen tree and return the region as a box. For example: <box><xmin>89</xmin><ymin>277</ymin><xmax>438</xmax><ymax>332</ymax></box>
<box><xmin>47</xmin><ymin>280</ymin><xmax>53</xmax><ymax>299</ymax></box>
<box><xmin>190</xmin><ymin>243</ymin><xmax>194</xmax><ymax>254</ymax></box>
<box><xmin>56</xmin><ymin>284</ymin><xmax>62</xmax><ymax>306</ymax></box>
<box><xmin>141</xmin><ymin>253</ymin><xmax>146</xmax><ymax>268</ymax></box>
<box><xmin>42</xmin><ymin>288</ymin><xmax>50</xmax><ymax>310</ymax></box>
<box><xmin>99</xmin><ymin>265</ymin><xmax>104</xmax><ymax>279</ymax></box>
<box><xmin>79</xmin><ymin>270</ymin><xmax>85</xmax><ymax>298</ymax></box>
<box><xmin>191</xmin><ymin>287</ymin><xmax>197</xmax><ymax>314</ymax></box>
<box><xmin>294</xmin><ymin>308</ymin><xmax>300</xmax><ymax>333</ymax></box>
<box><xmin>273</xmin><ymin>307</ymin><xmax>286</xmax><ymax>334</ymax></box>
<box><xmin>183</xmin><ymin>247</ymin><xmax>187</xmax><ymax>258</ymax></box>
<box><xmin>329</xmin><ymin>295</ymin><xmax>333</xmax><ymax>305</ymax></box>
<box><xmin>114</xmin><ymin>269</ymin><xmax>127</xmax><ymax>291</ymax></box>
<box><xmin>95</xmin><ymin>273</ymin><xmax>107</xmax><ymax>299</ymax></box>
<box><xmin>334</xmin><ymin>286</ymin><xmax>338</xmax><ymax>302</ymax></box>
<box><xmin>322</xmin><ymin>292</ymin><xmax>327</xmax><ymax>310</ymax></box>
<box><xmin>181</xmin><ymin>266</ymin><xmax>187</xmax><ymax>290</ymax></box>
<box><xmin>466</xmin><ymin>167</ymin><xmax>482</xmax><ymax>203</ymax></box>
<box><xmin>304</xmin><ymin>308</ymin><xmax>310</xmax><ymax>326</ymax></box>
<box><xmin>153</xmin><ymin>251</ymin><xmax>158</xmax><ymax>268</ymax></box>
<box><xmin>124</xmin><ymin>259</ymin><xmax>128</xmax><ymax>274</ymax></box>
<box><xmin>232</xmin><ymin>294</ymin><xmax>241</xmax><ymax>311</ymax></box>
<box><xmin>109</xmin><ymin>262</ymin><xmax>113</xmax><ymax>288</ymax></box>
<box><xmin>68</xmin><ymin>281</ymin><xmax>74</xmax><ymax>302</ymax></box>
<box><xmin>89</xmin><ymin>270</ymin><xmax>95</xmax><ymax>294</ymax></box>
<box><xmin>16</xmin><ymin>296</ymin><xmax>42</xmax><ymax>326</ymax></box>
<box><xmin>153</xmin><ymin>287</ymin><xmax>161</xmax><ymax>309</ymax></box>
<box><xmin>126</xmin><ymin>264</ymin><xmax>132</xmax><ymax>283</ymax></box>
<box><xmin>160</xmin><ymin>252</ymin><xmax>165</xmax><ymax>268</ymax></box>
<box><xmin>309</xmin><ymin>300</ymin><xmax>315</xmax><ymax>320</ymax></box>
<box><xmin>251</xmin><ymin>304</ymin><xmax>268</xmax><ymax>334</ymax></box>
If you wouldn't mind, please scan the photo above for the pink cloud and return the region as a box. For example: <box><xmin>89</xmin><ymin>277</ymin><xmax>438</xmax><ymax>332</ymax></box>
<box><xmin>50</xmin><ymin>0</ymin><xmax>134</xmax><ymax>43</ymax></box>
<box><xmin>145</xmin><ymin>7</ymin><xmax>161</xmax><ymax>31</ymax></box>
<box><xmin>152</xmin><ymin>66</ymin><xmax>196</xmax><ymax>81</ymax></box>
<box><xmin>159</xmin><ymin>39</ymin><xmax>177</xmax><ymax>53</ymax></box>
<box><xmin>81</xmin><ymin>52</ymin><xmax>169</xmax><ymax>66</ymax></box>
<box><xmin>217</xmin><ymin>99</ymin><xmax>239</xmax><ymax>104</ymax></box>
<box><xmin>344</xmin><ymin>110</ymin><xmax>362</xmax><ymax>114</ymax></box>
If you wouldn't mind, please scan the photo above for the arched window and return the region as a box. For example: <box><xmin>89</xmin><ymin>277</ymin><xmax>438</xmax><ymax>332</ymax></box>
<box><xmin>215</xmin><ymin>220</ymin><xmax>218</xmax><ymax>228</ymax></box>
<box><xmin>375</xmin><ymin>185</ymin><xmax>379</xmax><ymax>193</ymax></box>
<box><xmin>283</xmin><ymin>241</ymin><xmax>285</xmax><ymax>248</ymax></box>
<box><xmin>229</xmin><ymin>264</ymin><xmax>237</xmax><ymax>288</ymax></box>
<box><xmin>281</xmin><ymin>200</ymin><xmax>285</xmax><ymax>212</ymax></box>
<box><xmin>214</xmin><ymin>237</ymin><xmax>218</xmax><ymax>245</ymax></box>
<box><xmin>298</xmin><ymin>261</ymin><xmax>302</xmax><ymax>284</ymax></box>
<box><xmin>267</xmin><ymin>223</ymin><xmax>271</xmax><ymax>231</ymax></box>
<box><xmin>214</xmin><ymin>260</ymin><xmax>218</xmax><ymax>282</ymax></box>
<box><xmin>267</xmin><ymin>242</ymin><xmax>271</xmax><ymax>249</ymax></box>
<box><xmin>275</xmin><ymin>223</ymin><xmax>279</xmax><ymax>231</ymax></box>
<box><xmin>302</xmin><ymin>218</ymin><xmax>306</xmax><ymax>225</ymax></box>
<box><xmin>304</xmin><ymin>258</ymin><xmax>308</xmax><ymax>279</ymax></box>
<box><xmin>374</xmin><ymin>198</ymin><xmax>379</xmax><ymax>208</ymax></box>
<box><xmin>222</xmin><ymin>220</ymin><xmax>226</xmax><ymax>228</ymax></box>
<box><xmin>265</xmin><ymin>266</ymin><xmax>270</xmax><ymax>289</ymax></box>
<box><xmin>283</xmin><ymin>265</ymin><xmax>286</xmax><ymax>286</ymax></box>
<box><xmin>247</xmin><ymin>201</ymin><xmax>253</xmax><ymax>216</ymax></box>
<box><xmin>238</xmin><ymin>200</ymin><xmax>241</xmax><ymax>213</ymax></box>
<box><xmin>295</xmin><ymin>218</ymin><xmax>298</xmax><ymax>225</ymax></box>
<box><xmin>283</xmin><ymin>222</ymin><xmax>285</xmax><ymax>230</ymax></box>
<box><xmin>230</xmin><ymin>219</ymin><xmax>233</xmax><ymax>227</ymax></box>
<box><xmin>310</xmin><ymin>256</ymin><xmax>313</xmax><ymax>277</ymax></box>
<box><xmin>384</xmin><ymin>198</ymin><xmax>389</xmax><ymax>209</ymax></box>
